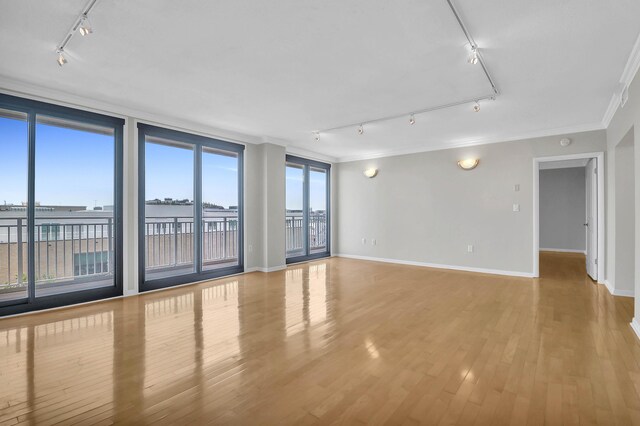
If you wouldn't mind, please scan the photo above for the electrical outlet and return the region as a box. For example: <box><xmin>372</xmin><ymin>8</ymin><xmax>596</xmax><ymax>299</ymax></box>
<box><xmin>514</xmin><ymin>184</ymin><xmax>520</xmax><ymax>192</ymax></box>
<box><xmin>467</xmin><ymin>245</ymin><xmax>474</xmax><ymax>253</ymax></box>
<box><xmin>513</xmin><ymin>203</ymin><xmax>520</xmax><ymax>212</ymax></box>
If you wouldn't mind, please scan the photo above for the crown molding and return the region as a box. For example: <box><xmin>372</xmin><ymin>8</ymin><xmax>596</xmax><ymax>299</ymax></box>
<box><xmin>602</xmin><ymin>31</ymin><xmax>640</xmax><ymax>128</ymax></box>
<box><xmin>260</xmin><ymin>135</ymin><xmax>338</xmax><ymax>164</ymax></box>
<box><xmin>336</xmin><ymin>122</ymin><xmax>604</xmax><ymax>163</ymax></box>
<box><xmin>0</xmin><ymin>75</ymin><xmax>265</xmax><ymax>146</ymax></box>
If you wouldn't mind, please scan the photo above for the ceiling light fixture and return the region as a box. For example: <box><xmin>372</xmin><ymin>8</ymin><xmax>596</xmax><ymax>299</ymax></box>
<box><xmin>409</xmin><ymin>114</ymin><xmax>416</xmax><ymax>125</ymax></box>
<box><xmin>458</xmin><ymin>159</ymin><xmax>479</xmax><ymax>170</ymax></box>
<box><xmin>358</xmin><ymin>124</ymin><xmax>364</xmax><ymax>135</ymax></box>
<box><xmin>313</xmin><ymin>0</ymin><xmax>498</xmax><ymax>136</ymax></box>
<box><xmin>78</xmin><ymin>15</ymin><xmax>93</xmax><ymax>36</ymax></box>
<box><xmin>468</xmin><ymin>46</ymin><xmax>479</xmax><ymax>65</ymax></box>
<box><xmin>56</xmin><ymin>49</ymin><xmax>68</xmax><ymax>66</ymax></box>
<box><xmin>313</xmin><ymin>131</ymin><xmax>320</xmax><ymax>142</ymax></box>
<box><xmin>54</xmin><ymin>0</ymin><xmax>101</xmax><ymax>67</ymax></box>
<box><xmin>473</xmin><ymin>101</ymin><xmax>480</xmax><ymax>112</ymax></box>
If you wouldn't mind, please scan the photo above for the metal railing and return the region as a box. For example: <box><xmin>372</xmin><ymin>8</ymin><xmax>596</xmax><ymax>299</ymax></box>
<box><xmin>285</xmin><ymin>212</ymin><xmax>328</xmax><ymax>255</ymax></box>
<box><xmin>1</xmin><ymin>213</ymin><xmax>328</xmax><ymax>287</ymax></box>
<box><xmin>143</xmin><ymin>216</ymin><xmax>240</xmax><ymax>271</ymax></box>
<box><xmin>0</xmin><ymin>216</ymin><xmax>114</xmax><ymax>287</ymax></box>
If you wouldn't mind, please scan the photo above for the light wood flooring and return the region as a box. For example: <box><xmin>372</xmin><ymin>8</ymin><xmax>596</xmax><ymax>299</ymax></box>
<box><xmin>0</xmin><ymin>252</ymin><xmax>638</xmax><ymax>425</ymax></box>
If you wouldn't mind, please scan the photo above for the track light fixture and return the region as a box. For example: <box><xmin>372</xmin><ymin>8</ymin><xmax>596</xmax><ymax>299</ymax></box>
<box><xmin>54</xmin><ymin>0</ymin><xmax>101</xmax><ymax>67</ymax></box>
<box><xmin>56</xmin><ymin>49</ymin><xmax>68</xmax><ymax>67</ymax></box>
<box><xmin>79</xmin><ymin>15</ymin><xmax>93</xmax><ymax>36</ymax></box>
<box><xmin>468</xmin><ymin>46</ymin><xmax>479</xmax><ymax>65</ymax></box>
<box><xmin>312</xmin><ymin>1</ymin><xmax>498</xmax><ymax>138</ymax></box>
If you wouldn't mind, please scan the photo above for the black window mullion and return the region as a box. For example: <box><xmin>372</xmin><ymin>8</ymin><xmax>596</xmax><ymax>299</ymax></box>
<box><xmin>27</xmin><ymin>111</ymin><xmax>36</xmax><ymax>303</ymax></box>
<box><xmin>194</xmin><ymin>145</ymin><xmax>203</xmax><ymax>274</ymax></box>
<box><xmin>303</xmin><ymin>164</ymin><xmax>310</xmax><ymax>257</ymax></box>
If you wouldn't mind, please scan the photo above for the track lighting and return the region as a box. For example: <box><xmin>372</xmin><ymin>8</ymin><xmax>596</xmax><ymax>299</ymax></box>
<box><xmin>79</xmin><ymin>15</ymin><xmax>93</xmax><ymax>36</ymax></box>
<box><xmin>54</xmin><ymin>0</ymin><xmax>101</xmax><ymax>69</ymax></box>
<box><xmin>358</xmin><ymin>124</ymin><xmax>364</xmax><ymax>135</ymax></box>
<box><xmin>56</xmin><ymin>50</ymin><xmax>68</xmax><ymax>66</ymax></box>
<box><xmin>468</xmin><ymin>46</ymin><xmax>478</xmax><ymax>65</ymax></box>
<box><xmin>473</xmin><ymin>102</ymin><xmax>480</xmax><ymax>112</ymax></box>
<box><xmin>409</xmin><ymin>114</ymin><xmax>416</xmax><ymax>125</ymax></box>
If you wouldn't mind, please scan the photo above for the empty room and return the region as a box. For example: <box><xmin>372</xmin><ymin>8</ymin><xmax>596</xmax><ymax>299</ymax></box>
<box><xmin>1</xmin><ymin>1</ymin><xmax>640</xmax><ymax>424</ymax></box>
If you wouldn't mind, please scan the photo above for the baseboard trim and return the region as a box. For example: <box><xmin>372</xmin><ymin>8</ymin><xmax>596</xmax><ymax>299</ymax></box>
<box><xmin>245</xmin><ymin>265</ymin><xmax>287</xmax><ymax>273</ymax></box>
<box><xmin>603</xmin><ymin>280</ymin><xmax>635</xmax><ymax>298</ymax></box>
<box><xmin>539</xmin><ymin>248</ymin><xmax>586</xmax><ymax>254</ymax></box>
<box><xmin>631</xmin><ymin>318</ymin><xmax>640</xmax><ymax>341</ymax></box>
<box><xmin>335</xmin><ymin>254</ymin><xmax>534</xmax><ymax>278</ymax></box>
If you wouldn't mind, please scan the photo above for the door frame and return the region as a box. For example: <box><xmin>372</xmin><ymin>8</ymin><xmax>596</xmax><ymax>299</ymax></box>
<box><xmin>285</xmin><ymin>154</ymin><xmax>331</xmax><ymax>264</ymax></box>
<box><xmin>137</xmin><ymin>123</ymin><xmax>245</xmax><ymax>291</ymax></box>
<box><xmin>532</xmin><ymin>151</ymin><xmax>605</xmax><ymax>281</ymax></box>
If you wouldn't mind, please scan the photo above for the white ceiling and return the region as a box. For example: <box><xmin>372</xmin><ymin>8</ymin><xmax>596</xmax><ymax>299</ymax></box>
<box><xmin>1</xmin><ymin>0</ymin><xmax>639</xmax><ymax>162</ymax></box>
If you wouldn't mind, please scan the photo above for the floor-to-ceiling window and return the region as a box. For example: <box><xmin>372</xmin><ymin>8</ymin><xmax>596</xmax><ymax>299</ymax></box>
<box><xmin>0</xmin><ymin>94</ymin><xmax>123</xmax><ymax>316</ymax></box>
<box><xmin>138</xmin><ymin>124</ymin><xmax>244</xmax><ymax>291</ymax></box>
<box><xmin>285</xmin><ymin>155</ymin><xmax>330</xmax><ymax>263</ymax></box>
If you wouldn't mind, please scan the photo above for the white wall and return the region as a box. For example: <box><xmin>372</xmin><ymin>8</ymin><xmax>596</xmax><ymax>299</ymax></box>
<box><xmin>539</xmin><ymin>167</ymin><xmax>586</xmax><ymax>252</ymax></box>
<box><xmin>336</xmin><ymin>130</ymin><xmax>606</xmax><ymax>276</ymax></box>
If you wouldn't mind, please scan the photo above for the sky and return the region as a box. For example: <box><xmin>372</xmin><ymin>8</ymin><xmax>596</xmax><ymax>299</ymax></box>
<box><xmin>1</xmin><ymin>115</ymin><xmax>327</xmax><ymax>211</ymax></box>
<box><xmin>286</xmin><ymin>165</ymin><xmax>327</xmax><ymax>212</ymax></box>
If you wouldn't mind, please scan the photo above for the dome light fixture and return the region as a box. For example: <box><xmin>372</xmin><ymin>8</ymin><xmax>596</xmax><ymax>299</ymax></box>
<box><xmin>363</xmin><ymin>168</ymin><xmax>378</xmax><ymax>178</ymax></box>
<box><xmin>409</xmin><ymin>114</ymin><xmax>416</xmax><ymax>125</ymax></box>
<box><xmin>473</xmin><ymin>101</ymin><xmax>481</xmax><ymax>112</ymax></box>
<box><xmin>458</xmin><ymin>158</ymin><xmax>479</xmax><ymax>170</ymax></box>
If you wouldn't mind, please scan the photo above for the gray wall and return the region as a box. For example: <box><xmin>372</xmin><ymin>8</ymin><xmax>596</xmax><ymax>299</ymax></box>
<box><xmin>335</xmin><ymin>130</ymin><xmax>606</xmax><ymax>275</ymax></box>
<box><xmin>614</xmin><ymin>129</ymin><xmax>635</xmax><ymax>294</ymax></box>
<box><xmin>607</xmin><ymin>63</ymin><xmax>640</xmax><ymax>301</ymax></box>
<box><xmin>539</xmin><ymin>167</ymin><xmax>586</xmax><ymax>252</ymax></box>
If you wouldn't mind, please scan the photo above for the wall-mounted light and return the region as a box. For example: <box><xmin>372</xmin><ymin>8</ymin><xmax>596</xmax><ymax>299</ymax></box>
<box><xmin>457</xmin><ymin>159</ymin><xmax>479</xmax><ymax>170</ymax></box>
<box><xmin>363</xmin><ymin>168</ymin><xmax>378</xmax><ymax>178</ymax></box>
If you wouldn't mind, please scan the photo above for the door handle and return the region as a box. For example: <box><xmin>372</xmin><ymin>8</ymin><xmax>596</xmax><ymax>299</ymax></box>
<box><xmin>583</xmin><ymin>222</ymin><xmax>588</xmax><ymax>226</ymax></box>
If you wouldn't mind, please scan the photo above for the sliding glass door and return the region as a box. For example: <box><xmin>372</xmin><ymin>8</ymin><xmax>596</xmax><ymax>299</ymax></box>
<box><xmin>286</xmin><ymin>155</ymin><xmax>330</xmax><ymax>263</ymax></box>
<box><xmin>138</xmin><ymin>124</ymin><xmax>244</xmax><ymax>291</ymax></box>
<box><xmin>0</xmin><ymin>94</ymin><xmax>123</xmax><ymax>316</ymax></box>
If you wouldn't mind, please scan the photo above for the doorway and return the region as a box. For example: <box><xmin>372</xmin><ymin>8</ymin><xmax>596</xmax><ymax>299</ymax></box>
<box><xmin>533</xmin><ymin>152</ymin><xmax>605</xmax><ymax>280</ymax></box>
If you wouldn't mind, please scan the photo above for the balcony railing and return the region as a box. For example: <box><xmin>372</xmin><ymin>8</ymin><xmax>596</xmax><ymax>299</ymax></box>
<box><xmin>143</xmin><ymin>216</ymin><xmax>240</xmax><ymax>272</ymax></box>
<box><xmin>285</xmin><ymin>212</ymin><xmax>328</xmax><ymax>255</ymax></box>
<box><xmin>0</xmin><ymin>216</ymin><xmax>114</xmax><ymax>288</ymax></box>
<box><xmin>1</xmin><ymin>213</ymin><xmax>328</xmax><ymax>290</ymax></box>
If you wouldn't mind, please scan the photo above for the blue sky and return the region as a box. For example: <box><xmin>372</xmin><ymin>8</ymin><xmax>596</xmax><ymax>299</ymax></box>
<box><xmin>286</xmin><ymin>166</ymin><xmax>327</xmax><ymax>211</ymax></box>
<box><xmin>1</xmin><ymin>115</ymin><xmax>326</xmax><ymax>211</ymax></box>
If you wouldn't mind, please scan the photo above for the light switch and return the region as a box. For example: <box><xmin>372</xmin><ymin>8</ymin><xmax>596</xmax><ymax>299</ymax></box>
<box><xmin>513</xmin><ymin>203</ymin><xmax>520</xmax><ymax>212</ymax></box>
<box><xmin>514</xmin><ymin>184</ymin><xmax>520</xmax><ymax>192</ymax></box>
<box><xmin>467</xmin><ymin>245</ymin><xmax>474</xmax><ymax>253</ymax></box>
<box><xmin>372</xmin><ymin>239</ymin><xmax>377</xmax><ymax>245</ymax></box>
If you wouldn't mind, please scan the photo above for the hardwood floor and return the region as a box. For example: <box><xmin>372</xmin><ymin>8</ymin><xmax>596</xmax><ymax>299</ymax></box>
<box><xmin>0</xmin><ymin>252</ymin><xmax>638</xmax><ymax>425</ymax></box>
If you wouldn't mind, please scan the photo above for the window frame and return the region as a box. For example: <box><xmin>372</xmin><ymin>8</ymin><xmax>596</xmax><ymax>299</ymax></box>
<box><xmin>0</xmin><ymin>93</ymin><xmax>124</xmax><ymax>316</ymax></box>
<box><xmin>285</xmin><ymin>154</ymin><xmax>331</xmax><ymax>264</ymax></box>
<box><xmin>137</xmin><ymin>123</ymin><xmax>245</xmax><ymax>291</ymax></box>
